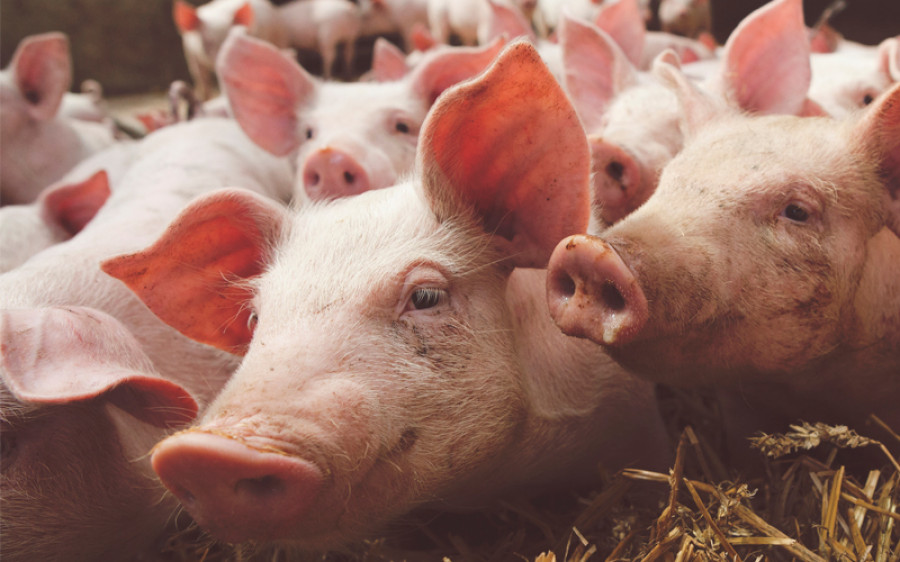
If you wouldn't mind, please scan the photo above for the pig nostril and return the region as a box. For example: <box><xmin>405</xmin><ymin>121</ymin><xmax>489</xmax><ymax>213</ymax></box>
<box><xmin>556</xmin><ymin>273</ymin><xmax>576</xmax><ymax>300</ymax></box>
<box><xmin>343</xmin><ymin>171</ymin><xmax>355</xmax><ymax>184</ymax></box>
<box><xmin>601</xmin><ymin>282</ymin><xmax>626</xmax><ymax>311</ymax></box>
<box><xmin>308</xmin><ymin>172</ymin><xmax>321</xmax><ymax>186</ymax></box>
<box><xmin>234</xmin><ymin>475</ymin><xmax>285</xmax><ymax>499</ymax></box>
<box><xmin>606</xmin><ymin>161</ymin><xmax>625</xmax><ymax>187</ymax></box>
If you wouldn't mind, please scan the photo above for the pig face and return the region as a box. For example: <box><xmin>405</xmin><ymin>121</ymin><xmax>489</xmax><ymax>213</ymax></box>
<box><xmin>217</xmin><ymin>32</ymin><xmax>504</xmax><ymax>202</ymax></box>
<box><xmin>104</xmin><ymin>42</ymin><xmax>667</xmax><ymax>549</ymax></box>
<box><xmin>0</xmin><ymin>306</ymin><xmax>198</xmax><ymax>562</ymax></box>
<box><xmin>548</xmin><ymin>75</ymin><xmax>900</xmax><ymax>390</ymax></box>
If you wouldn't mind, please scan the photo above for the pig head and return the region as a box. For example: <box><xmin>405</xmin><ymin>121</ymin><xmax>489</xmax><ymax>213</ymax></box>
<box><xmin>548</xmin><ymin>63</ymin><xmax>900</xmax><ymax>439</ymax></box>
<box><xmin>104</xmin><ymin>41</ymin><xmax>669</xmax><ymax>549</ymax></box>
<box><xmin>0</xmin><ymin>306</ymin><xmax>197</xmax><ymax>562</ymax></box>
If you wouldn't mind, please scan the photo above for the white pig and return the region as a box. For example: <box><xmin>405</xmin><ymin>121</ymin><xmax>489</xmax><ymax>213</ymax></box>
<box><xmin>217</xmin><ymin>31</ymin><xmax>503</xmax><ymax>201</ymax></box>
<box><xmin>427</xmin><ymin>0</ymin><xmax>533</xmax><ymax>46</ymax></box>
<box><xmin>809</xmin><ymin>36</ymin><xmax>900</xmax><ymax>118</ymax></box>
<box><xmin>547</xmin><ymin>63</ymin><xmax>900</xmax><ymax>453</ymax></box>
<box><xmin>103</xmin><ymin>41</ymin><xmax>670</xmax><ymax>549</ymax></box>
<box><xmin>0</xmin><ymin>118</ymin><xmax>294</xmax><ymax>560</ymax></box>
<box><xmin>0</xmin><ymin>32</ymin><xmax>118</xmax><ymax>205</ymax></box>
<box><xmin>0</xmin><ymin>142</ymin><xmax>137</xmax><ymax>273</ymax></box>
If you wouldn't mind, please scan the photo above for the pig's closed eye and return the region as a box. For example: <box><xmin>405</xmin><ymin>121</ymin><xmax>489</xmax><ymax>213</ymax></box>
<box><xmin>410</xmin><ymin>287</ymin><xmax>448</xmax><ymax>310</ymax></box>
<box><xmin>246</xmin><ymin>310</ymin><xmax>259</xmax><ymax>330</ymax></box>
<box><xmin>781</xmin><ymin>203</ymin><xmax>810</xmax><ymax>223</ymax></box>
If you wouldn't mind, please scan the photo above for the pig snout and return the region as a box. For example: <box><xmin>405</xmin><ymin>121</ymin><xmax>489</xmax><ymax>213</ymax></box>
<box><xmin>151</xmin><ymin>432</ymin><xmax>324</xmax><ymax>543</ymax></box>
<box><xmin>547</xmin><ymin>234</ymin><xmax>648</xmax><ymax>346</ymax></box>
<box><xmin>302</xmin><ymin>147</ymin><xmax>371</xmax><ymax>200</ymax></box>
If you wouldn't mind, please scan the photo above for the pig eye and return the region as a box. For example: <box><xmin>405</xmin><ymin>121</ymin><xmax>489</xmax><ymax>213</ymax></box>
<box><xmin>394</xmin><ymin>119</ymin><xmax>413</xmax><ymax>135</ymax></box>
<box><xmin>246</xmin><ymin>311</ymin><xmax>259</xmax><ymax>330</ymax></box>
<box><xmin>862</xmin><ymin>93</ymin><xmax>875</xmax><ymax>106</ymax></box>
<box><xmin>305</xmin><ymin>128</ymin><xmax>314</xmax><ymax>140</ymax></box>
<box><xmin>410</xmin><ymin>287</ymin><xmax>448</xmax><ymax>310</ymax></box>
<box><xmin>781</xmin><ymin>203</ymin><xmax>810</xmax><ymax>223</ymax></box>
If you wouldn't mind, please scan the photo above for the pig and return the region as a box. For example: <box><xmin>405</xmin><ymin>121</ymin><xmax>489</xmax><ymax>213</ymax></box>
<box><xmin>0</xmin><ymin>32</ymin><xmax>118</xmax><ymax>205</ymax></box>
<box><xmin>533</xmin><ymin>0</ymin><xmax>603</xmax><ymax>38</ymax></box>
<box><xmin>357</xmin><ymin>0</ymin><xmax>431</xmax><ymax>52</ymax></box>
<box><xmin>102</xmin><ymin>41</ymin><xmax>670</xmax><ymax>549</ymax></box>
<box><xmin>809</xmin><ymin>36</ymin><xmax>900</xmax><ymax>118</ymax></box>
<box><xmin>273</xmin><ymin>0</ymin><xmax>363</xmax><ymax>79</ymax></box>
<box><xmin>547</xmin><ymin>61</ymin><xmax>900</xmax><ymax>452</ymax></box>
<box><xmin>564</xmin><ymin>0</ymin><xmax>823</xmax><ymax>226</ymax></box>
<box><xmin>658</xmin><ymin>0</ymin><xmax>712</xmax><ymax>39</ymax></box>
<box><xmin>0</xmin><ymin>142</ymin><xmax>137</xmax><ymax>273</ymax></box>
<box><xmin>173</xmin><ymin>0</ymin><xmax>283</xmax><ymax>100</ymax></box>
<box><xmin>1</xmin><ymin>306</ymin><xmax>199</xmax><ymax>562</ymax></box>
<box><xmin>427</xmin><ymin>0</ymin><xmax>533</xmax><ymax>46</ymax></box>
<box><xmin>0</xmin><ymin>118</ymin><xmax>294</xmax><ymax>560</ymax></box>
<box><xmin>217</xmin><ymin>31</ymin><xmax>504</xmax><ymax>201</ymax></box>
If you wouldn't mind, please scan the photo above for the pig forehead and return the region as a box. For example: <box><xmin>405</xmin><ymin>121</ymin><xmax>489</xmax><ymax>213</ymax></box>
<box><xmin>314</xmin><ymin>82</ymin><xmax>428</xmax><ymax>121</ymax></box>
<box><xmin>257</xmin><ymin>183</ymin><xmax>477</xmax><ymax>310</ymax></box>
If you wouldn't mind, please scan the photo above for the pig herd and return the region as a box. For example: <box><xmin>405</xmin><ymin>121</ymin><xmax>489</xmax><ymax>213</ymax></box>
<box><xmin>0</xmin><ymin>0</ymin><xmax>898</xmax><ymax>560</ymax></box>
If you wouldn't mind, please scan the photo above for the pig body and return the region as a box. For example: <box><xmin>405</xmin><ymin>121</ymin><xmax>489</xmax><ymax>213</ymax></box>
<box><xmin>0</xmin><ymin>118</ymin><xmax>294</xmax><ymax>560</ymax></box>
<box><xmin>275</xmin><ymin>0</ymin><xmax>362</xmax><ymax>79</ymax></box>
<box><xmin>105</xmin><ymin>42</ymin><xmax>670</xmax><ymax>549</ymax></box>
<box><xmin>358</xmin><ymin>0</ymin><xmax>431</xmax><ymax>50</ymax></box>
<box><xmin>0</xmin><ymin>142</ymin><xmax>137</xmax><ymax>273</ymax></box>
<box><xmin>218</xmin><ymin>31</ymin><xmax>503</xmax><ymax>201</ymax></box>
<box><xmin>0</xmin><ymin>33</ymin><xmax>118</xmax><ymax>205</ymax></box>
<box><xmin>548</xmin><ymin>70</ymin><xmax>900</xmax><ymax>448</ymax></box>
<box><xmin>427</xmin><ymin>0</ymin><xmax>531</xmax><ymax>46</ymax></box>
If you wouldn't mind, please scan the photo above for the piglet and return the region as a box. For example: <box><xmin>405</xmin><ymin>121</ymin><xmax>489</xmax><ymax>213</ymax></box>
<box><xmin>0</xmin><ymin>32</ymin><xmax>117</xmax><ymax>205</ymax></box>
<box><xmin>103</xmin><ymin>41</ymin><xmax>670</xmax><ymax>549</ymax></box>
<box><xmin>0</xmin><ymin>142</ymin><xmax>137</xmax><ymax>273</ymax></box>
<box><xmin>217</xmin><ymin>31</ymin><xmax>503</xmax><ymax>201</ymax></box>
<box><xmin>548</xmin><ymin>63</ymin><xmax>900</xmax><ymax>452</ymax></box>
<box><xmin>0</xmin><ymin>118</ymin><xmax>294</xmax><ymax>560</ymax></box>
<box><xmin>1</xmin><ymin>306</ymin><xmax>197</xmax><ymax>562</ymax></box>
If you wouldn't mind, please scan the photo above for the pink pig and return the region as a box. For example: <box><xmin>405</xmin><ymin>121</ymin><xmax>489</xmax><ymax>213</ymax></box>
<box><xmin>103</xmin><ymin>41</ymin><xmax>670</xmax><ymax>549</ymax></box>
<box><xmin>0</xmin><ymin>118</ymin><xmax>294</xmax><ymax>560</ymax></box>
<box><xmin>0</xmin><ymin>142</ymin><xmax>137</xmax><ymax>273</ymax></box>
<box><xmin>809</xmin><ymin>36</ymin><xmax>900</xmax><ymax>118</ymax></box>
<box><xmin>548</xmin><ymin>62</ymin><xmax>900</xmax><ymax>452</ymax></box>
<box><xmin>0</xmin><ymin>33</ymin><xmax>117</xmax><ymax>205</ymax></box>
<box><xmin>217</xmin><ymin>31</ymin><xmax>503</xmax><ymax>201</ymax></box>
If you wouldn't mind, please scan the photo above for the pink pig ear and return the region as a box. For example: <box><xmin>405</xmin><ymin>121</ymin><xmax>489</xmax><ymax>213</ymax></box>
<box><xmin>654</xmin><ymin>54</ymin><xmax>728</xmax><ymax>138</ymax></box>
<box><xmin>594</xmin><ymin>0</ymin><xmax>646</xmax><ymax>68</ymax></box>
<box><xmin>39</xmin><ymin>170</ymin><xmax>110</xmax><ymax>236</ymax></box>
<box><xmin>11</xmin><ymin>32</ymin><xmax>72</xmax><ymax>122</ymax></box>
<box><xmin>856</xmin><ymin>83</ymin><xmax>900</xmax><ymax>236</ymax></box>
<box><xmin>419</xmin><ymin>41</ymin><xmax>591</xmax><ymax>269</ymax></box>
<box><xmin>483</xmin><ymin>0</ymin><xmax>536</xmax><ymax>44</ymax></box>
<box><xmin>371</xmin><ymin>38</ymin><xmax>409</xmax><ymax>81</ymax></box>
<box><xmin>232</xmin><ymin>2</ymin><xmax>254</xmax><ymax>27</ymax></box>
<box><xmin>0</xmin><ymin>307</ymin><xmax>198</xmax><ymax>428</ymax></box>
<box><xmin>409</xmin><ymin>37</ymin><xmax>506</xmax><ymax>105</ymax></box>
<box><xmin>714</xmin><ymin>0</ymin><xmax>811</xmax><ymax>115</ymax></box>
<box><xmin>217</xmin><ymin>32</ymin><xmax>317</xmax><ymax>156</ymax></box>
<box><xmin>101</xmin><ymin>189</ymin><xmax>288</xmax><ymax>355</ymax></box>
<box><xmin>560</xmin><ymin>14</ymin><xmax>638</xmax><ymax>131</ymax></box>
<box><xmin>173</xmin><ymin>0</ymin><xmax>200</xmax><ymax>32</ymax></box>
<box><xmin>877</xmin><ymin>37</ymin><xmax>900</xmax><ymax>84</ymax></box>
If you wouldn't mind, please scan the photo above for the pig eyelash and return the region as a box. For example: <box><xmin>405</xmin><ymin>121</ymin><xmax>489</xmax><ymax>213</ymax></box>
<box><xmin>409</xmin><ymin>287</ymin><xmax>449</xmax><ymax>310</ymax></box>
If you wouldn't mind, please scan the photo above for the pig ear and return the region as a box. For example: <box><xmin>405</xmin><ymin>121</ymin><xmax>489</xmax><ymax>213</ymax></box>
<box><xmin>233</xmin><ymin>2</ymin><xmax>254</xmax><ymax>27</ymax></box>
<box><xmin>856</xmin><ymin>83</ymin><xmax>900</xmax><ymax>236</ymax></box>
<box><xmin>594</xmin><ymin>0</ymin><xmax>645</xmax><ymax>68</ymax></box>
<box><xmin>877</xmin><ymin>37</ymin><xmax>900</xmax><ymax>83</ymax></box>
<box><xmin>715</xmin><ymin>0</ymin><xmax>811</xmax><ymax>115</ymax></box>
<box><xmin>409</xmin><ymin>37</ymin><xmax>505</xmax><ymax>105</ymax></box>
<box><xmin>0</xmin><ymin>307</ymin><xmax>198</xmax><ymax>428</ymax></box>
<box><xmin>561</xmin><ymin>14</ymin><xmax>637</xmax><ymax>131</ymax></box>
<box><xmin>410</xmin><ymin>22</ymin><xmax>437</xmax><ymax>52</ymax></box>
<box><xmin>11</xmin><ymin>32</ymin><xmax>72</xmax><ymax>122</ymax></box>
<box><xmin>173</xmin><ymin>0</ymin><xmax>200</xmax><ymax>32</ymax></box>
<box><xmin>217</xmin><ymin>33</ymin><xmax>317</xmax><ymax>156</ymax></box>
<box><xmin>419</xmin><ymin>41</ymin><xmax>591</xmax><ymax>269</ymax></box>
<box><xmin>101</xmin><ymin>189</ymin><xmax>288</xmax><ymax>355</ymax></box>
<box><xmin>39</xmin><ymin>170</ymin><xmax>110</xmax><ymax>236</ymax></box>
<box><xmin>654</xmin><ymin>55</ymin><xmax>728</xmax><ymax>137</ymax></box>
<box><xmin>483</xmin><ymin>0</ymin><xmax>536</xmax><ymax>44</ymax></box>
<box><xmin>371</xmin><ymin>38</ymin><xmax>409</xmax><ymax>81</ymax></box>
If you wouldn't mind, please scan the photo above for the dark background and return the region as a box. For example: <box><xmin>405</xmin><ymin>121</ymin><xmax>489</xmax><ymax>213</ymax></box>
<box><xmin>1</xmin><ymin>0</ymin><xmax>897</xmax><ymax>96</ymax></box>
